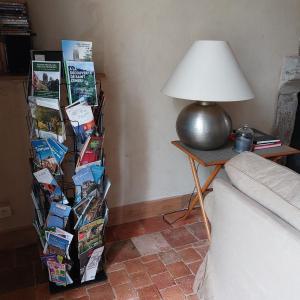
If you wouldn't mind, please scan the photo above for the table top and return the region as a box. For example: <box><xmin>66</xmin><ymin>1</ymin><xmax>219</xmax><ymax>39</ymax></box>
<box><xmin>172</xmin><ymin>140</ymin><xmax>300</xmax><ymax>166</ymax></box>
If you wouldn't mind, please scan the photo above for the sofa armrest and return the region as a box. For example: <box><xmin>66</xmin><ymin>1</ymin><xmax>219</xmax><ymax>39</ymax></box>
<box><xmin>196</xmin><ymin>178</ymin><xmax>300</xmax><ymax>300</ymax></box>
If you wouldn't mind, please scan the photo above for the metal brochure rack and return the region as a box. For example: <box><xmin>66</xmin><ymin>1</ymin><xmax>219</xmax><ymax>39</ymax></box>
<box><xmin>25</xmin><ymin>63</ymin><xmax>109</xmax><ymax>293</ymax></box>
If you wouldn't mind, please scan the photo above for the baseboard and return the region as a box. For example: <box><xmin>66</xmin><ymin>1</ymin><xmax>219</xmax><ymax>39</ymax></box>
<box><xmin>0</xmin><ymin>193</ymin><xmax>191</xmax><ymax>249</ymax></box>
<box><xmin>108</xmin><ymin>193</ymin><xmax>191</xmax><ymax>226</ymax></box>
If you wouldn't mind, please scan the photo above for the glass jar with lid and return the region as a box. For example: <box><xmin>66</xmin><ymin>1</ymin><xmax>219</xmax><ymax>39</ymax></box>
<box><xmin>233</xmin><ymin>124</ymin><xmax>254</xmax><ymax>153</ymax></box>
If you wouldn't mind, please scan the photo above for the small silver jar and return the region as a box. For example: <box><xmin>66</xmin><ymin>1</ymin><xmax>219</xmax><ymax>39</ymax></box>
<box><xmin>233</xmin><ymin>124</ymin><xmax>254</xmax><ymax>153</ymax></box>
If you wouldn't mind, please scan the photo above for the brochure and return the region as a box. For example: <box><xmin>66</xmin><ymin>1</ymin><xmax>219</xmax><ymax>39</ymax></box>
<box><xmin>77</xmin><ymin>136</ymin><xmax>103</xmax><ymax>167</ymax></box>
<box><xmin>44</xmin><ymin>228</ymin><xmax>73</xmax><ymax>259</ymax></box>
<box><xmin>72</xmin><ymin>166</ymin><xmax>97</xmax><ymax>203</ymax></box>
<box><xmin>81</xmin><ymin>246</ymin><xmax>104</xmax><ymax>283</ymax></box>
<box><xmin>65</xmin><ymin>61</ymin><xmax>97</xmax><ymax>106</ymax></box>
<box><xmin>47</xmin><ymin>260</ymin><xmax>67</xmax><ymax>286</ymax></box>
<box><xmin>33</xmin><ymin>168</ymin><xmax>68</xmax><ymax>204</ymax></box>
<box><xmin>65</xmin><ymin>100</ymin><xmax>95</xmax><ymax>143</ymax></box>
<box><xmin>44</xmin><ymin>231</ymin><xmax>70</xmax><ymax>258</ymax></box>
<box><xmin>62</xmin><ymin>40</ymin><xmax>93</xmax><ymax>62</ymax></box>
<box><xmin>75</xmin><ymin>160</ymin><xmax>102</xmax><ymax>173</ymax></box>
<box><xmin>80</xmin><ymin>195</ymin><xmax>105</xmax><ymax>227</ymax></box>
<box><xmin>31</xmin><ymin>139</ymin><xmax>59</xmax><ymax>174</ymax></box>
<box><xmin>29</xmin><ymin>96</ymin><xmax>65</xmax><ymax>143</ymax></box>
<box><xmin>46</xmin><ymin>137</ymin><xmax>68</xmax><ymax>164</ymax></box>
<box><xmin>32</xmin><ymin>61</ymin><xmax>61</xmax><ymax>100</ymax></box>
<box><xmin>78</xmin><ymin>218</ymin><xmax>104</xmax><ymax>255</ymax></box>
<box><xmin>46</xmin><ymin>202</ymin><xmax>71</xmax><ymax>229</ymax></box>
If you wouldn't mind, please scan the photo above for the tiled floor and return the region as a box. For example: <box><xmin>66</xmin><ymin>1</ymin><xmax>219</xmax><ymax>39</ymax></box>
<box><xmin>0</xmin><ymin>208</ymin><xmax>208</xmax><ymax>299</ymax></box>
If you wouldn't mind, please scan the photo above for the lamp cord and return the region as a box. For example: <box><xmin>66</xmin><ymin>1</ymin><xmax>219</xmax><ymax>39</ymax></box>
<box><xmin>162</xmin><ymin>163</ymin><xmax>200</xmax><ymax>225</ymax></box>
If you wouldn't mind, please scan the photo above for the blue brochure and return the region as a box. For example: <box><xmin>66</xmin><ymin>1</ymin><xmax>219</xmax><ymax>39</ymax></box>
<box><xmin>47</xmin><ymin>137</ymin><xmax>68</xmax><ymax>164</ymax></box>
<box><xmin>32</xmin><ymin>139</ymin><xmax>59</xmax><ymax>174</ymax></box>
<box><xmin>72</xmin><ymin>167</ymin><xmax>96</xmax><ymax>203</ymax></box>
<box><xmin>46</xmin><ymin>202</ymin><xmax>71</xmax><ymax>229</ymax></box>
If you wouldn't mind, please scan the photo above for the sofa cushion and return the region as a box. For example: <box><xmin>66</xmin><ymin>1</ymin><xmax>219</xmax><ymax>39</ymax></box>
<box><xmin>225</xmin><ymin>151</ymin><xmax>300</xmax><ymax>230</ymax></box>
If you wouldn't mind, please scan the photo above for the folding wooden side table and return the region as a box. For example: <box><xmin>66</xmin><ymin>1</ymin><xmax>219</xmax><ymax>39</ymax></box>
<box><xmin>172</xmin><ymin>140</ymin><xmax>300</xmax><ymax>240</ymax></box>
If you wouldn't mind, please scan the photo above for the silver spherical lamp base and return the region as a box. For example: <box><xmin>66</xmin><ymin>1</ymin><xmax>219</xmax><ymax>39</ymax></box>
<box><xmin>176</xmin><ymin>101</ymin><xmax>232</xmax><ymax>150</ymax></box>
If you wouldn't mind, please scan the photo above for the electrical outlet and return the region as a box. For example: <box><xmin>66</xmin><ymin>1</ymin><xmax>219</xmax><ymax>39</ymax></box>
<box><xmin>0</xmin><ymin>206</ymin><xmax>12</xmax><ymax>219</ymax></box>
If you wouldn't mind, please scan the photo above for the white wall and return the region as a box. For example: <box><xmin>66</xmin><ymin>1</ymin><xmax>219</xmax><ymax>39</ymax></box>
<box><xmin>25</xmin><ymin>0</ymin><xmax>300</xmax><ymax>211</ymax></box>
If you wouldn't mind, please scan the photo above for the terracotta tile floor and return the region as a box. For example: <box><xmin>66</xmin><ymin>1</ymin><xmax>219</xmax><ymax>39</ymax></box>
<box><xmin>0</xmin><ymin>208</ymin><xmax>209</xmax><ymax>299</ymax></box>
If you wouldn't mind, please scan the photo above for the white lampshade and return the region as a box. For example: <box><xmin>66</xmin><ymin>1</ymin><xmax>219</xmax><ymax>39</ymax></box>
<box><xmin>162</xmin><ymin>40</ymin><xmax>254</xmax><ymax>102</ymax></box>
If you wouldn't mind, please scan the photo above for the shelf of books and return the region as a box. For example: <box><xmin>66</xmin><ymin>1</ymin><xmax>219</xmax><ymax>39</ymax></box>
<box><xmin>26</xmin><ymin>40</ymin><xmax>110</xmax><ymax>292</ymax></box>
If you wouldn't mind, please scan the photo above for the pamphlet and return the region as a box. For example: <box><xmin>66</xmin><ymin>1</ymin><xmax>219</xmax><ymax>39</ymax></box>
<box><xmin>65</xmin><ymin>61</ymin><xmax>97</xmax><ymax>106</ymax></box>
<box><xmin>44</xmin><ymin>228</ymin><xmax>73</xmax><ymax>259</ymax></box>
<box><xmin>32</xmin><ymin>61</ymin><xmax>61</xmax><ymax>100</ymax></box>
<box><xmin>72</xmin><ymin>166</ymin><xmax>97</xmax><ymax>203</ymax></box>
<box><xmin>46</xmin><ymin>137</ymin><xmax>68</xmax><ymax>164</ymax></box>
<box><xmin>47</xmin><ymin>260</ymin><xmax>67</xmax><ymax>286</ymax></box>
<box><xmin>31</xmin><ymin>139</ymin><xmax>59</xmax><ymax>174</ymax></box>
<box><xmin>65</xmin><ymin>100</ymin><xmax>95</xmax><ymax>143</ymax></box>
<box><xmin>81</xmin><ymin>246</ymin><xmax>104</xmax><ymax>283</ymax></box>
<box><xmin>29</xmin><ymin>96</ymin><xmax>65</xmax><ymax>143</ymax></box>
<box><xmin>78</xmin><ymin>218</ymin><xmax>104</xmax><ymax>255</ymax></box>
<box><xmin>62</xmin><ymin>40</ymin><xmax>93</xmax><ymax>62</ymax></box>
<box><xmin>77</xmin><ymin>136</ymin><xmax>103</xmax><ymax>167</ymax></box>
<box><xmin>33</xmin><ymin>168</ymin><xmax>68</xmax><ymax>204</ymax></box>
<box><xmin>46</xmin><ymin>202</ymin><xmax>71</xmax><ymax>229</ymax></box>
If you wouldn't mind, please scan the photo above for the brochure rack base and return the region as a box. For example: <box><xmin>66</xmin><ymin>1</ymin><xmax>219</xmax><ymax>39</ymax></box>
<box><xmin>49</xmin><ymin>270</ymin><xmax>107</xmax><ymax>293</ymax></box>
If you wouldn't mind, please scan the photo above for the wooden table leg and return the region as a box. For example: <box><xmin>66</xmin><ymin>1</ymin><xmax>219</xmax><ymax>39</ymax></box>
<box><xmin>180</xmin><ymin>194</ymin><xmax>199</xmax><ymax>221</ymax></box>
<box><xmin>180</xmin><ymin>164</ymin><xmax>222</xmax><ymax>222</ymax></box>
<box><xmin>189</xmin><ymin>157</ymin><xmax>212</xmax><ymax>240</ymax></box>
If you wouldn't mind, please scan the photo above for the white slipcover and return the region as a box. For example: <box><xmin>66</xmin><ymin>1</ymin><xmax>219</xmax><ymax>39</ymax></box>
<box><xmin>194</xmin><ymin>152</ymin><xmax>300</xmax><ymax>300</ymax></box>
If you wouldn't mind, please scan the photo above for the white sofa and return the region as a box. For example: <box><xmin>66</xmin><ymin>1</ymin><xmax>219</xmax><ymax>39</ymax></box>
<box><xmin>193</xmin><ymin>151</ymin><xmax>300</xmax><ymax>300</ymax></box>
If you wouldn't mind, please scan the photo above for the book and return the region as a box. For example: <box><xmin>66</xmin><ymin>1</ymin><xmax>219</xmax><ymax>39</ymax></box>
<box><xmin>62</xmin><ymin>40</ymin><xmax>93</xmax><ymax>62</ymax></box>
<box><xmin>72</xmin><ymin>166</ymin><xmax>97</xmax><ymax>203</ymax></box>
<box><xmin>65</xmin><ymin>61</ymin><xmax>97</xmax><ymax>106</ymax></box>
<box><xmin>29</xmin><ymin>96</ymin><xmax>65</xmax><ymax>143</ymax></box>
<box><xmin>31</xmin><ymin>139</ymin><xmax>59</xmax><ymax>174</ymax></box>
<box><xmin>65</xmin><ymin>100</ymin><xmax>95</xmax><ymax>143</ymax></box>
<box><xmin>32</xmin><ymin>61</ymin><xmax>61</xmax><ymax>100</ymax></box>
<box><xmin>45</xmin><ymin>202</ymin><xmax>71</xmax><ymax>229</ymax></box>
<box><xmin>33</xmin><ymin>168</ymin><xmax>68</xmax><ymax>205</ymax></box>
<box><xmin>252</xmin><ymin>128</ymin><xmax>281</xmax><ymax>145</ymax></box>
<box><xmin>253</xmin><ymin>141</ymin><xmax>282</xmax><ymax>150</ymax></box>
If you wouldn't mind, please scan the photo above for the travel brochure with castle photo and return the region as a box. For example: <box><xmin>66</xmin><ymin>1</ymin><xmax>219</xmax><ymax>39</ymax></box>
<box><xmin>32</xmin><ymin>61</ymin><xmax>61</xmax><ymax>100</ymax></box>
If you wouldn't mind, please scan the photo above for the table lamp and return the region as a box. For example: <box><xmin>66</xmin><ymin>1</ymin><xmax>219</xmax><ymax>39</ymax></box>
<box><xmin>162</xmin><ymin>40</ymin><xmax>254</xmax><ymax>150</ymax></box>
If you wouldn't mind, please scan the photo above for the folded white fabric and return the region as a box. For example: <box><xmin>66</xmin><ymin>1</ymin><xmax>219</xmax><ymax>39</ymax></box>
<box><xmin>225</xmin><ymin>151</ymin><xmax>300</xmax><ymax>231</ymax></box>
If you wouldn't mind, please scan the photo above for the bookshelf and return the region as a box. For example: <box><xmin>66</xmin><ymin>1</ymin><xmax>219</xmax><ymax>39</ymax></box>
<box><xmin>0</xmin><ymin>1</ymin><xmax>33</xmax><ymax>74</ymax></box>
